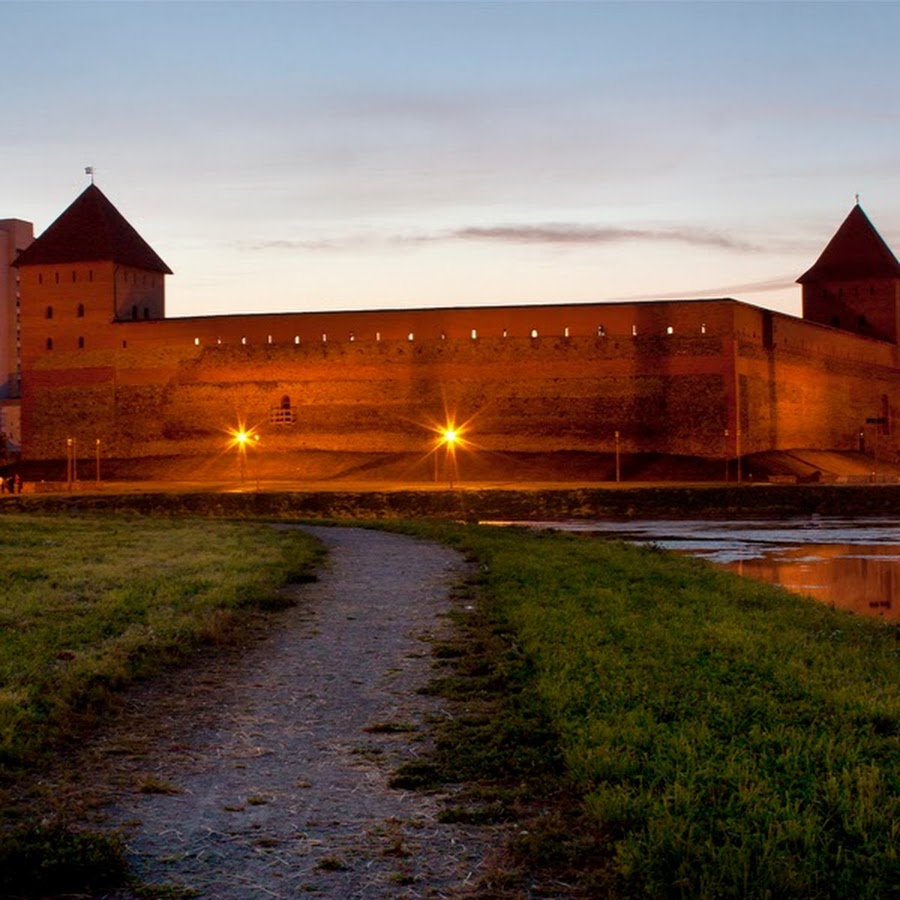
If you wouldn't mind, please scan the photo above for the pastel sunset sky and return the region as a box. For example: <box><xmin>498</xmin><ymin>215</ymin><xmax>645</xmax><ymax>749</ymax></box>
<box><xmin>4</xmin><ymin>1</ymin><xmax>900</xmax><ymax>319</ymax></box>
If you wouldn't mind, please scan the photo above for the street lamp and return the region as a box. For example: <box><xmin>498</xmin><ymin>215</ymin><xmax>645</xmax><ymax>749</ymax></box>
<box><xmin>227</xmin><ymin>423</ymin><xmax>259</xmax><ymax>486</ymax></box>
<box><xmin>436</xmin><ymin>425</ymin><xmax>460</xmax><ymax>489</ymax></box>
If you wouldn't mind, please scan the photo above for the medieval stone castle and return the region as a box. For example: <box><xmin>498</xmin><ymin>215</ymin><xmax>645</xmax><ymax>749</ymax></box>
<box><xmin>1</xmin><ymin>184</ymin><xmax>899</xmax><ymax>481</ymax></box>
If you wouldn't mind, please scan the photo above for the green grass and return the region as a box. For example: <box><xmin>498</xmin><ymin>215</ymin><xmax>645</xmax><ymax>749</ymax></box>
<box><xmin>0</xmin><ymin>513</ymin><xmax>322</xmax><ymax>772</ymax></box>
<box><xmin>397</xmin><ymin>522</ymin><xmax>900</xmax><ymax>899</ymax></box>
<box><xmin>0</xmin><ymin>512</ymin><xmax>322</xmax><ymax>897</ymax></box>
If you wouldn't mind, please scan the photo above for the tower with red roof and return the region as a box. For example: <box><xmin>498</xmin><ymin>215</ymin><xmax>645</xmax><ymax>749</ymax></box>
<box><xmin>798</xmin><ymin>203</ymin><xmax>900</xmax><ymax>343</ymax></box>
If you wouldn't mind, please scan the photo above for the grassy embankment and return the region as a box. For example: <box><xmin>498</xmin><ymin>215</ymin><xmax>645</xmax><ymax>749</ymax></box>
<box><xmin>1</xmin><ymin>501</ymin><xmax>899</xmax><ymax>897</ymax></box>
<box><xmin>0</xmin><ymin>513</ymin><xmax>322</xmax><ymax>896</ymax></box>
<box><xmin>398</xmin><ymin>523</ymin><xmax>900</xmax><ymax>899</ymax></box>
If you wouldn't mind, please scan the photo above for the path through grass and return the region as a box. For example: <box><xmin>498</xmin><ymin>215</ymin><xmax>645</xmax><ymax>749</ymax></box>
<box><xmin>0</xmin><ymin>513</ymin><xmax>321</xmax><ymax>772</ymax></box>
<box><xmin>401</xmin><ymin>522</ymin><xmax>900</xmax><ymax>898</ymax></box>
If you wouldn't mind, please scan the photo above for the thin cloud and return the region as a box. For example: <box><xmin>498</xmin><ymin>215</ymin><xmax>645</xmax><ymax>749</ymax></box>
<box><xmin>448</xmin><ymin>224</ymin><xmax>758</xmax><ymax>251</ymax></box>
<box><xmin>243</xmin><ymin>222</ymin><xmax>760</xmax><ymax>253</ymax></box>
<box><xmin>614</xmin><ymin>274</ymin><xmax>799</xmax><ymax>301</ymax></box>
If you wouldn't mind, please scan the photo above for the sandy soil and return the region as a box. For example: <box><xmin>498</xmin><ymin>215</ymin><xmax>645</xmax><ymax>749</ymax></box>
<box><xmin>57</xmin><ymin>525</ymin><xmax>501</xmax><ymax>898</ymax></box>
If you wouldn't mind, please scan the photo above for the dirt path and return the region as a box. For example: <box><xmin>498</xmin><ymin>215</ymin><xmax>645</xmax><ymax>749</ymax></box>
<box><xmin>81</xmin><ymin>525</ymin><xmax>497</xmax><ymax>898</ymax></box>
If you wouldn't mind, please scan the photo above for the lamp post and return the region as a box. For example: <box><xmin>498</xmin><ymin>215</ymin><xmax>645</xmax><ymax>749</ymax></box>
<box><xmin>440</xmin><ymin>427</ymin><xmax>458</xmax><ymax>489</ymax></box>
<box><xmin>615</xmin><ymin>430</ymin><xmax>621</xmax><ymax>483</ymax></box>
<box><xmin>724</xmin><ymin>428</ymin><xmax>729</xmax><ymax>482</ymax></box>
<box><xmin>235</xmin><ymin>430</ymin><xmax>248</xmax><ymax>482</ymax></box>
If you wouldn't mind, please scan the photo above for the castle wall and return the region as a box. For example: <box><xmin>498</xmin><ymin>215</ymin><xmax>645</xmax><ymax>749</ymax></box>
<box><xmin>19</xmin><ymin>295</ymin><xmax>900</xmax><ymax>469</ymax></box>
<box><xmin>21</xmin><ymin>299</ymin><xmax>735</xmax><ymax>461</ymax></box>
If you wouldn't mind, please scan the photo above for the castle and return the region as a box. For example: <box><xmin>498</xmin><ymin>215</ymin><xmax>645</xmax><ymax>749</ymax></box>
<box><xmin>2</xmin><ymin>184</ymin><xmax>899</xmax><ymax>482</ymax></box>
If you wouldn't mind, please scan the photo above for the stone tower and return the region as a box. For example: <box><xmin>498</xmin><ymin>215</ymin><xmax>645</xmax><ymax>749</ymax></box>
<box><xmin>13</xmin><ymin>184</ymin><xmax>172</xmax><ymax>366</ymax></box>
<box><xmin>798</xmin><ymin>203</ymin><xmax>900</xmax><ymax>343</ymax></box>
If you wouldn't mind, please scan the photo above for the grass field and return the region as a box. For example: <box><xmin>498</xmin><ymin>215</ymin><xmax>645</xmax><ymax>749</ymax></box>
<box><xmin>0</xmin><ymin>513</ymin><xmax>321</xmax><ymax>773</ymax></box>
<box><xmin>2</xmin><ymin>508</ymin><xmax>899</xmax><ymax>897</ymax></box>
<box><xmin>402</xmin><ymin>522</ymin><xmax>900</xmax><ymax>898</ymax></box>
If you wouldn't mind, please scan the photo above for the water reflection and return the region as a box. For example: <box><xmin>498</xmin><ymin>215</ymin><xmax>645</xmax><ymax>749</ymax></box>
<box><xmin>485</xmin><ymin>518</ymin><xmax>900</xmax><ymax>622</ymax></box>
<box><xmin>728</xmin><ymin>544</ymin><xmax>900</xmax><ymax>620</ymax></box>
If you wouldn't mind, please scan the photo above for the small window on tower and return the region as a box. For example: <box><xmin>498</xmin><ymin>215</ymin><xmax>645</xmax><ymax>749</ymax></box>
<box><xmin>78</xmin><ymin>336</ymin><xmax>85</xmax><ymax>349</ymax></box>
<box><xmin>46</xmin><ymin>337</ymin><xmax>53</xmax><ymax>350</ymax></box>
<box><xmin>77</xmin><ymin>304</ymin><xmax>85</xmax><ymax>318</ymax></box>
<box><xmin>45</xmin><ymin>306</ymin><xmax>53</xmax><ymax>320</ymax></box>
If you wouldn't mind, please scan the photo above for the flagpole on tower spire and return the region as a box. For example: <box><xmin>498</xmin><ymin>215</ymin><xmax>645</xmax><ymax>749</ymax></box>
<box><xmin>85</xmin><ymin>166</ymin><xmax>95</xmax><ymax>185</ymax></box>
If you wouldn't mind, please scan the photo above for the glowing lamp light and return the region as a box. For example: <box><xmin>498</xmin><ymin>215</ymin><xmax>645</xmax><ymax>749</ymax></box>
<box><xmin>441</xmin><ymin>428</ymin><xmax>458</xmax><ymax>446</ymax></box>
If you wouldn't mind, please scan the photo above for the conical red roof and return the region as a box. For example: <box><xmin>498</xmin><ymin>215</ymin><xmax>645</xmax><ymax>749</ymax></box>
<box><xmin>14</xmin><ymin>184</ymin><xmax>172</xmax><ymax>274</ymax></box>
<box><xmin>798</xmin><ymin>204</ymin><xmax>900</xmax><ymax>283</ymax></box>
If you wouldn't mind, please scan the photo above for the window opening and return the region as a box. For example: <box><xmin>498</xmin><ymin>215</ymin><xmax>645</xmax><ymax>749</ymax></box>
<box><xmin>45</xmin><ymin>305</ymin><xmax>53</xmax><ymax>320</ymax></box>
<box><xmin>77</xmin><ymin>304</ymin><xmax>85</xmax><ymax>318</ymax></box>
<box><xmin>77</xmin><ymin>336</ymin><xmax>85</xmax><ymax>349</ymax></box>
<box><xmin>46</xmin><ymin>337</ymin><xmax>53</xmax><ymax>350</ymax></box>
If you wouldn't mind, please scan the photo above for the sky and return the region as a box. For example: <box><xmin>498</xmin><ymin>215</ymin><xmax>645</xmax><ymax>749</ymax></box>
<box><xmin>4</xmin><ymin>0</ymin><xmax>900</xmax><ymax>320</ymax></box>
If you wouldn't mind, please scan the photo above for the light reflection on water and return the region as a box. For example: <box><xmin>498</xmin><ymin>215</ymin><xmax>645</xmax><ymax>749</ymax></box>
<box><xmin>483</xmin><ymin>517</ymin><xmax>900</xmax><ymax>622</ymax></box>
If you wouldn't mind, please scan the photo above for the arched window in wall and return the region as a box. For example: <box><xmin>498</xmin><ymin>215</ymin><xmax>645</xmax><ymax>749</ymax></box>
<box><xmin>46</xmin><ymin>337</ymin><xmax>53</xmax><ymax>350</ymax></box>
<box><xmin>77</xmin><ymin>336</ymin><xmax>85</xmax><ymax>349</ymax></box>
<box><xmin>281</xmin><ymin>395</ymin><xmax>291</xmax><ymax>410</ymax></box>
<box><xmin>76</xmin><ymin>303</ymin><xmax>85</xmax><ymax>318</ymax></box>
<box><xmin>45</xmin><ymin>305</ymin><xmax>53</xmax><ymax>320</ymax></box>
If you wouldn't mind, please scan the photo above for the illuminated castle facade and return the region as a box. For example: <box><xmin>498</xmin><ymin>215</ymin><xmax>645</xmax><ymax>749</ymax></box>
<box><xmin>4</xmin><ymin>184</ymin><xmax>900</xmax><ymax>479</ymax></box>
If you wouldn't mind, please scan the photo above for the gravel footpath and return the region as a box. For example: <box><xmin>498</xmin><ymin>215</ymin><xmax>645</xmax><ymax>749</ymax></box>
<box><xmin>79</xmin><ymin>525</ymin><xmax>499</xmax><ymax>898</ymax></box>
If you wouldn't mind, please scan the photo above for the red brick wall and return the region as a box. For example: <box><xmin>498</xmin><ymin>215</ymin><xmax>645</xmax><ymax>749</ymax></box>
<box><xmin>18</xmin><ymin>295</ymin><xmax>900</xmax><ymax>466</ymax></box>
